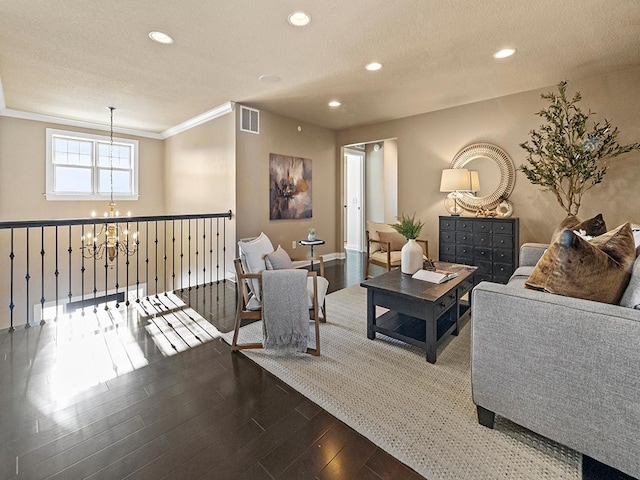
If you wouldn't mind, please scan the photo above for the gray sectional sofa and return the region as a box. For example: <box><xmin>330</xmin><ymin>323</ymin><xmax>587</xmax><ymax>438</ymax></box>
<box><xmin>471</xmin><ymin>243</ymin><xmax>640</xmax><ymax>479</ymax></box>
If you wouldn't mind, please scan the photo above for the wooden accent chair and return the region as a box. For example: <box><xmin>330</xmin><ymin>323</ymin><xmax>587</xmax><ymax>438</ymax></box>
<box><xmin>232</xmin><ymin>259</ymin><xmax>323</xmax><ymax>355</ymax></box>
<box><xmin>365</xmin><ymin>220</ymin><xmax>429</xmax><ymax>278</ymax></box>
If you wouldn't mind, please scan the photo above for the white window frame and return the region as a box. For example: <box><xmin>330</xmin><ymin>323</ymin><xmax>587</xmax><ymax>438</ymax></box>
<box><xmin>45</xmin><ymin>128</ymin><xmax>139</xmax><ymax>201</ymax></box>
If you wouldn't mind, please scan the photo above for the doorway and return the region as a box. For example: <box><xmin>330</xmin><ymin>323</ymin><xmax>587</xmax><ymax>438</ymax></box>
<box><xmin>342</xmin><ymin>140</ymin><xmax>398</xmax><ymax>253</ymax></box>
<box><xmin>344</xmin><ymin>149</ymin><xmax>364</xmax><ymax>251</ymax></box>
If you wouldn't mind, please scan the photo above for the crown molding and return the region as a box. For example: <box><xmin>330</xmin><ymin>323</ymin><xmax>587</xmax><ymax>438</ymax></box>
<box><xmin>160</xmin><ymin>101</ymin><xmax>235</xmax><ymax>139</ymax></box>
<box><xmin>0</xmin><ymin>108</ymin><xmax>164</xmax><ymax>139</ymax></box>
<box><xmin>0</xmin><ymin>77</ymin><xmax>235</xmax><ymax>140</ymax></box>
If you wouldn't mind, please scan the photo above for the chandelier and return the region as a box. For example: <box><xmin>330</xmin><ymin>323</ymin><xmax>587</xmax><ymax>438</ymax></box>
<box><xmin>81</xmin><ymin>107</ymin><xmax>138</xmax><ymax>262</ymax></box>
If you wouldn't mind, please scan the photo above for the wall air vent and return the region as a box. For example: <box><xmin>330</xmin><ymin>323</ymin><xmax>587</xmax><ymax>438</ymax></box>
<box><xmin>240</xmin><ymin>106</ymin><xmax>259</xmax><ymax>134</ymax></box>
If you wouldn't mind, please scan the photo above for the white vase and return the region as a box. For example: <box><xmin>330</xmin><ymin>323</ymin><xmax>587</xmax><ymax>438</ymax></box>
<box><xmin>307</xmin><ymin>233</ymin><xmax>316</xmax><ymax>241</ymax></box>
<box><xmin>401</xmin><ymin>239</ymin><xmax>423</xmax><ymax>274</ymax></box>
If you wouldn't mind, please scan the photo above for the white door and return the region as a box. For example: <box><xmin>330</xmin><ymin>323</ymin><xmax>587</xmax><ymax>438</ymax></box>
<box><xmin>344</xmin><ymin>151</ymin><xmax>364</xmax><ymax>251</ymax></box>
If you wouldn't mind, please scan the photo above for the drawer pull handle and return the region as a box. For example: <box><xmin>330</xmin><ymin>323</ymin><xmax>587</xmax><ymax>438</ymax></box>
<box><xmin>439</xmin><ymin>302</ymin><xmax>446</xmax><ymax>308</ymax></box>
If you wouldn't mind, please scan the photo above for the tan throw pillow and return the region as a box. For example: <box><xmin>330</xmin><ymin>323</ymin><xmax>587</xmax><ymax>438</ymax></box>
<box><xmin>551</xmin><ymin>213</ymin><xmax>607</xmax><ymax>242</ymax></box>
<box><xmin>264</xmin><ymin>245</ymin><xmax>294</xmax><ymax>270</ymax></box>
<box><xmin>526</xmin><ymin>223</ymin><xmax>635</xmax><ymax>304</ymax></box>
<box><xmin>377</xmin><ymin>231</ymin><xmax>406</xmax><ymax>252</ymax></box>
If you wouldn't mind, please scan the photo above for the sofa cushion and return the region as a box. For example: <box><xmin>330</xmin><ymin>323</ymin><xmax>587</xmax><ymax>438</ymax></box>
<box><xmin>377</xmin><ymin>231</ymin><xmax>406</xmax><ymax>252</ymax></box>
<box><xmin>525</xmin><ymin>223</ymin><xmax>635</xmax><ymax>304</ymax></box>
<box><xmin>551</xmin><ymin>213</ymin><xmax>607</xmax><ymax>242</ymax></box>
<box><xmin>265</xmin><ymin>245</ymin><xmax>294</xmax><ymax>270</ymax></box>
<box><xmin>509</xmin><ymin>266</ymin><xmax>535</xmax><ymax>281</ymax></box>
<box><xmin>367</xmin><ymin>221</ymin><xmax>398</xmax><ymax>253</ymax></box>
<box><xmin>238</xmin><ymin>232</ymin><xmax>274</xmax><ymax>300</ymax></box>
<box><xmin>620</xmin><ymin>256</ymin><xmax>640</xmax><ymax>309</ymax></box>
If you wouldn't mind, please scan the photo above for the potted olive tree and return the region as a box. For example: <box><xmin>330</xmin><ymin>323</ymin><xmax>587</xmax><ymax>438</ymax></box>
<box><xmin>392</xmin><ymin>213</ymin><xmax>425</xmax><ymax>274</ymax></box>
<box><xmin>519</xmin><ymin>80</ymin><xmax>640</xmax><ymax>216</ymax></box>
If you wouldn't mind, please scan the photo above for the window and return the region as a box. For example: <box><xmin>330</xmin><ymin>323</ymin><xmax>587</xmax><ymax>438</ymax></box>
<box><xmin>46</xmin><ymin>128</ymin><xmax>139</xmax><ymax>200</ymax></box>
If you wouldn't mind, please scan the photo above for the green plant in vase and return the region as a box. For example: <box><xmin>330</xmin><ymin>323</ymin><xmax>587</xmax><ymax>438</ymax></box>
<box><xmin>392</xmin><ymin>213</ymin><xmax>424</xmax><ymax>240</ymax></box>
<box><xmin>519</xmin><ymin>80</ymin><xmax>640</xmax><ymax>216</ymax></box>
<box><xmin>392</xmin><ymin>213</ymin><xmax>425</xmax><ymax>274</ymax></box>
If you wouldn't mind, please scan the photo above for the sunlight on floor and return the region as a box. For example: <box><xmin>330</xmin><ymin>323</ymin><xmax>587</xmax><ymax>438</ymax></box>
<box><xmin>28</xmin><ymin>291</ymin><xmax>220</xmax><ymax>417</ymax></box>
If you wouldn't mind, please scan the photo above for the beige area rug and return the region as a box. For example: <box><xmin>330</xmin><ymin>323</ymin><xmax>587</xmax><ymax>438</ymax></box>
<box><xmin>221</xmin><ymin>285</ymin><xmax>581</xmax><ymax>480</ymax></box>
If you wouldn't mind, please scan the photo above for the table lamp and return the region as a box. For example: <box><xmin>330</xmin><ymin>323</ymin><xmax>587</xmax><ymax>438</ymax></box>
<box><xmin>440</xmin><ymin>168</ymin><xmax>472</xmax><ymax>216</ymax></box>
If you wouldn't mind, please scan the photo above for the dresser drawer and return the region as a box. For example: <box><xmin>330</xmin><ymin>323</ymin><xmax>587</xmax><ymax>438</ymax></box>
<box><xmin>493</xmin><ymin>248</ymin><xmax>513</xmax><ymax>264</ymax></box>
<box><xmin>440</xmin><ymin>243</ymin><xmax>456</xmax><ymax>257</ymax></box>
<box><xmin>493</xmin><ymin>262</ymin><xmax>514</xmax><ymax>281</ymax></box>
<box><xmin>473</xmin><ymin>221</ymin><xmax>492</xmax><ymax>233</ymax></box>
<box><xmin>475</xmin><ymin>261</ymin><xmax>493</xmax><ymax>276</ymax></box>
<box><xmin>492</xmin><ymin>234</ymin><xmax>514</xmax><ymax>249</ymax></box>
<box><xmin>492</xmin><ymin>221</ymin><xmax>513</xmax><ymax>235</ymax></box>
<box><xmin>455</xmin><ymin>232</ymin><xmax>473</xmax><ymax>245</ymax></box>
<box><xmin>456</xmin><ymin>219</ymin><xmax>473</xmax><ymax>232</ymax></box>
<box><xmin>440</xmin><ymin>218</ymin><xmax>456</xmax><ymax>231</ymax></box>
<box><xmin>456</xmin><ymin>244</ymin><xmax>473</xmax><ymax>260</ymax></box>
<box><xmin>474</xmin><ymin>246</ymin><xmax>492</xmax><ymax>261</ymax></box>
<box><xmin>473</xmin><ymin>233</ymin><xmax>491</xmax><ymax>246</ymax></box>
<box><xmin>440</xmin><ymin>231</ymin><xmax>455</xmax><ymax>244</ymax></box>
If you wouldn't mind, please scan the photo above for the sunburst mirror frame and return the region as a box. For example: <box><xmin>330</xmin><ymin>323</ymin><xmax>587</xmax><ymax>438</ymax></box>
<box><xmin>450</xmin><ymin>143</ymin><xmax>516</xmax><ymax>211</ymax></box>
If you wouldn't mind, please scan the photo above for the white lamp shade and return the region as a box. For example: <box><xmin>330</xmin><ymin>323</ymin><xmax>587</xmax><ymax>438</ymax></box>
<box><xmin>440</xmin><ymin>168</ymin><xmax>472</xmax><ymax>192</ymax></box>
<box><xmin>469</xmin><ymin>170</ymin><xmax>480</xmax><ymax>193</ymax></box>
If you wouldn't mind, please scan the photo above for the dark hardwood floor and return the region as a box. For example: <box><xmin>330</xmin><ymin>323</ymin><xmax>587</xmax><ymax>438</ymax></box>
<box><xmin>0</xmin><ymin>250</ymin><xmax>633</xmax><ymax>479</ymax></box>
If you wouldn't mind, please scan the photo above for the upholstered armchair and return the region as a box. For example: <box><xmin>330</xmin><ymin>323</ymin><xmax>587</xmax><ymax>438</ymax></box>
<box><xmin>365</xmin><ymin>220</ymin><xmax>428</xmax><ymax>278</ymax></box>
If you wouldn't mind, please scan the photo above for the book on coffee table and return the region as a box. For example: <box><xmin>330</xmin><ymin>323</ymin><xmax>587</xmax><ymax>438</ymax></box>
<box><xmin>412</xmin><ymin>268</ymin><xmax>459</xmax><ymax>284</ymax></box>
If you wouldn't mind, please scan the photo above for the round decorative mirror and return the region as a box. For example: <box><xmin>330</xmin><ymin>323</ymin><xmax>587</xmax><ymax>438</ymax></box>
<box><xmin>450</xmin><ymin>143</ymin><xmax>516</xmax><ymax>211</ymax></box>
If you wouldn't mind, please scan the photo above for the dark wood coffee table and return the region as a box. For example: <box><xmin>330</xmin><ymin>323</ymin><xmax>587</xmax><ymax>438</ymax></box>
<box><xmin>360</xmin><ymin>263</ymin><xmax>476</xmax><ymax>364</ymax></box>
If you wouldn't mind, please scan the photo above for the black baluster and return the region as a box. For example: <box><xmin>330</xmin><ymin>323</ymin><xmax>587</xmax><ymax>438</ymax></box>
<box><xmin>216</xmin><ymin>218</ymin><xmax>220</xmax><ymax>284</ymax></box>
<box><xmin>154</xmin><ymin>221</ymin><xmax>159</xmax><ymax>298</ymax></box>
<box><xmin>40</xmin><ymin>227</ymin><xmax>46</xmax><ymax>325</ymax></box>
<box><xmin>188</xmin><ymin>219</ymin><xmax>192</xmax><ymax>291</ymax></box>
<box><xmin>209</xmin><ymin>217</ymin><xmax>213</xmax><ymax>286</ymax></box>
<box><xmin>163</xmin><ymin>220</ymin><xmax>167</xmax><ymax>297</ymax></box>
<box><xmin>125</xmin><ymin>220</ymin><xmax>130</xmax><ymax>306</ymax></box>
<box><xmin>68</xmin><ymin>226</ymin><xmax>73</xmax><ymax>316</ymax></box>
<box><xmin>26</xmin><ymin>227</ymin><xmax>31</xmax><ymax>329</ymax></box>
<box><xmin>223</xmin><ymin>211</ymin><xmax>230</xmax><ymax>283</ymax></box>
<box><xmin>54</xmin><ymin>226</ymin><xmax>59</xmax><ymax>322</ymax></box>
<box><xmin>104</xmin><ymin>218</ymin><xmax>109</xmax><ymax>311</ymax></box>
<box><xmin>93</xmin><ymin>221</ymin><xmax>98</xmax><ymax>313</ymax></box>
<box><xmin>9</xmin><ymin>228</ymin><xmax>15</xmax><ymax>332</ymax></box>
<box><xmin>195</xmin><ymin>218</ymin><xmax>199</xmax><ymax>289</ymax></box>
<box><xmin>115</xmin><ymin>223</ymin><xmax>120</xmax><ymax>309</ymax></box>
<box><xmin>180</xmin><ymin>219</ymin><xmax>184</xmax><ymax>293</ymax></box>
<box><xmin>135</xmin><ymin>221</ymin><xmax>140</xmax><ymax>303</ymax></box>
<box><xmin>172</xmin><ymin>220</ymin><xmax>176</xmax><ymax>292</ymax></box>
<box><xmin>80</xmin><ymin>225</ymin><xmax>85</xmax><ymax>317</ymax></box>
<box><xmin>201</xmin><ymin>218</ymin><xmax>206</xmax><ymax>288</ymax></box>
<box><xmin>145</xmin><ymin>221</ymin><xmax>149</xmax><ymax>300</ymax></box>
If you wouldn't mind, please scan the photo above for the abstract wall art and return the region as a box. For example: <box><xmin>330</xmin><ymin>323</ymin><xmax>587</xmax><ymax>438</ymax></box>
<box><xmin>269</xmin><ymin>153</ymin><xmax>312</xmax><ymax>220</ymax></box>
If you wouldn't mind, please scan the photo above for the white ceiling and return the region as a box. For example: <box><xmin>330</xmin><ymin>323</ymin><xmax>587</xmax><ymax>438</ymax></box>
<box><xmin>1</xmin><ymin>0</ymin><xmax>639</xmax><ymax>135</ymax></box>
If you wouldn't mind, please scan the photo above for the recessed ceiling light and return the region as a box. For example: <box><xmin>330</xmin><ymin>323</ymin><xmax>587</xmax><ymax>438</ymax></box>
<box><xmin>288</xmin><ymin>12</ymin><xmax>311</xmax><ymax>26</ymax></box>
<box><xmin>259</xmin><ymin>74</ymin><xmax>281</xmax><ymax>84</ymax></box>
<box><xmin>493</xmin><ymin>48</ymin><xmax>515</xmax><ymax>59</ymax></box>
<box><xmin>149</xmin><ymin>31</ymin><xmax>174</xmax><ymax>44</ymax></box>
<box><xmin>328</xmin><ymin>100</ymin><xmax>341</xmax><ymax>107</ymax></box>
<box><xmin>365</xmin><ymin>62</ymin><xmax>382</xmax><ymax>71</ymax></box>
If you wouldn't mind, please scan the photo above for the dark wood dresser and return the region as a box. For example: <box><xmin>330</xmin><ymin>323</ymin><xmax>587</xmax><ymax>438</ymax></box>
<box><xmin>438</xmin><ymin>216</ymin><xmax>519</xmax><ymax>284</ymax></box>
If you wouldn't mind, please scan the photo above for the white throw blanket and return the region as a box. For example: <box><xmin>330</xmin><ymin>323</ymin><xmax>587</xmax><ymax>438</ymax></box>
<box><xmin>261</xmin><ymin>269</ymin><xmax>310</xmax><ymax>352</ymax></box>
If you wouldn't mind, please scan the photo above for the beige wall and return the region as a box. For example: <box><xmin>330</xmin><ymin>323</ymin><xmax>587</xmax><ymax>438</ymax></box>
<box><xmin>235</xmin><ymin>109</ymin><xmax>337</xmax><ymax>259</ymax></box>
<box><xmin>0</xmin><ymin>116</ymin><xmax>165</xmax><ymax>221</ymax></box>
<box><xmin>337</xmin><ymin>66</ymin><xmax>640</xmax><ymax>258</ymax></box>
<box><xmin>164</xmin><ymin>113</ymin><xmax>236</xmax><ymax>215</ymax></box>
<box><xmin>163</xmin><ymin>112</ymin><xmax>237</xmax><ymax>277</ymax></box>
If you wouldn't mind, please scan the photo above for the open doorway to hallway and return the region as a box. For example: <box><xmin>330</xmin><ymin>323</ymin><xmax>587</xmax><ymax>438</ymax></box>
<box><xmin>342</xmin><ymin>139</ymin><xmax>398</xmax><ymax>253</ymax></box>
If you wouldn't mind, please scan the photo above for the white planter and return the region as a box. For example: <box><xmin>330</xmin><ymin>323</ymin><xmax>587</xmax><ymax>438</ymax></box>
<box><xmin>307</xmin><ymin>233</ymin><xmax>316</xmax><ymax>241</ymax></box>
<box><xmin>401</xmin><ymin>238</ymin><xmax>423</xmax><ymax>274</ymax></box>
